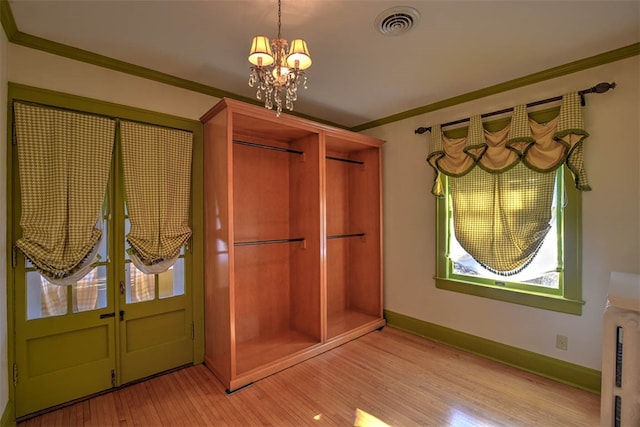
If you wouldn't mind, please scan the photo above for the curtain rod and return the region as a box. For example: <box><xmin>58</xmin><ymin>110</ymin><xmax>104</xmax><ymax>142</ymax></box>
<box><xmin>414</xmin><ymin>82</ymin><xmax>616</xmax><ymax>135</ymax></box>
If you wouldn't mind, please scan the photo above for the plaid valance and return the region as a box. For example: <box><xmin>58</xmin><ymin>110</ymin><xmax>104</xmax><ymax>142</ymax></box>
<box><xmin>426</xmin><ymin>92</ymin><xmax>590</xmax><ymax>197</ymax></box>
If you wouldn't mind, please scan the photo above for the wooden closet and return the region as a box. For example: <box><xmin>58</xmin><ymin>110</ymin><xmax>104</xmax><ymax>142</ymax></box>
<box><xmin>201</xmin><ymin>98</ymin><xmax>385</xmax><ymax>392</ymax></box>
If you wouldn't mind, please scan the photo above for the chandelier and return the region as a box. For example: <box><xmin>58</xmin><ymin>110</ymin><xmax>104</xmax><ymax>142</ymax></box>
<box><xmin>248</xmin><ymin>0</ymin><xmax>312</xmax><ymax>116</ymax></box>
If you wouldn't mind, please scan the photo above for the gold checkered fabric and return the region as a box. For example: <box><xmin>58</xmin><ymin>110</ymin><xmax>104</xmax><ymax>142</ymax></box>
<box><xmin>129</xmin><ymin>264</ymin><xmax>155</xmax><ymax>302</ymax></box>
<box><xmin>425</xmin><ymin>92</ymin><xmax>590</xmax><ymax>186</ymax></box>
<box><xmin>73</xmin><ymin>269</ymin><xmax>99</xmax><ymax>312</ymax></box>
<box><xmin>426</xmin><ymin>124</ymin><xmax>445</xmax><ymax>196</ymax></box>
<box><xmin>424</xmin><ymin>92</ymin><xmax>590</xmax><ymax>273</ymax></box>
<box><xmin>465</xmin><ymin>115</ymin><xmax>487</xmax><ymax>161</ymax></box>
<box><xmin>506</xmin><ymin>104</ymin><xmax>535</xmax><ymax>156</ymax></box>
<box><xmin>450</xmin><ymin>163</ymin><xmax>555</xmax><ymax>273</ymax></box>
<box><xmin>555</xmin><ymin>92</ymin><xmax>591</xmax><ymax>190</ymax></box>
<box><xmin>40</xmin><ymin>277</ymin><xmax>67</xmax><ymax>316</ymax></box>
<box><xmin>14</xmin><ymin>102</ymin><xmax>115</xmax><ymax>283</ymax></box>
<box><xmin>120</xmin><ymin>121</ymin><xmax>192</xmax><ymax>272</ymax></box>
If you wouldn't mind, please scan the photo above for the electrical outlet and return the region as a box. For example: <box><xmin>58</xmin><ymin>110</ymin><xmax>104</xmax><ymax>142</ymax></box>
<box><xmin>556</xmin><ymin>334</ymin><xmax>568</xmax><ymax>351</ymax></box>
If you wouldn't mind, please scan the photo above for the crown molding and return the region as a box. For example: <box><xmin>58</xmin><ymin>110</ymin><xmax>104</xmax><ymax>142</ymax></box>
<box><xmin>351</xmin><ymin>43</ymin><xmax>640</xmax><ymax>132</ymax></box>
<box><xmin>1</xmin><ymin>0</ymin><xmax>638</xmax><ymax>133</ymax></box>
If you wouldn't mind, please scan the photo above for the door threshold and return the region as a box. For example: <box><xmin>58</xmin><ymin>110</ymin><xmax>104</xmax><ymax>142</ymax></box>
<box><xmin>16</xmin><ymin>363</ymin><xmax>195</xmax><ymax>423</ymax></box>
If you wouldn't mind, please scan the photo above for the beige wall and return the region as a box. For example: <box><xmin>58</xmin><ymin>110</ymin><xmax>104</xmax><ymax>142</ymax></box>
<box><xmin>5</xmin><ymin>43</ymin><xmax>639</xmax><ymax>375</ymax></box>
<box><xmin>8</xmin><ymin>44</ymin><xmax>218</xmax><ymax>121</ymax></box>
<box><xmin>364</xmin><ymin>56</ymin><xmax>640</xmax><ymax>370</ymax></box>
<box><xmin>1</xmin><ymin>23</ymin><xmax>9</xmax><ymax>417</ymax></box>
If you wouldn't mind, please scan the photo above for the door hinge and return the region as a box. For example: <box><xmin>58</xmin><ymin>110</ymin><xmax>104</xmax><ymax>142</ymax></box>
<box><xmin>111</xmin><ymin>369</ymin><xmax>116</xmax><ymax>387</ymax></box>
<box><xmin>13</xmin><ymin>363</ymin><xmax>18</xmax><ymax>386</ymax></box>
<box><xmin>12</xmin><ymin>245</ymin><xmax>17</xmax><ymax>269</ymax></box>
<box><xmin>191</xmin><ymin>322</ymin><xmax>195</xmax><ymax>340</ymax></box>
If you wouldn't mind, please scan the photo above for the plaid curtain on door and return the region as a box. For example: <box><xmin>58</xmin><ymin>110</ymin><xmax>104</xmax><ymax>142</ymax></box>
<box><xmin>120</xmin><ymin>121</ymin><xmax>192</xmax><ymax>273</ymax></box>
<box><xmin>13</xmin><ymin>102</ymin><xmax>115</xmax><ymax>285</ymax></box>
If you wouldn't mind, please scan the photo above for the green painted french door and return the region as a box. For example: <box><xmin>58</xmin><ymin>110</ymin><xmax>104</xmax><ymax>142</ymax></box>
<box><xmin>13</xmin><ymin>191</ymin><xmax>193</xmax><ymax>418</ymax></box>
<box><xmin>118</xmin><ymin>214</ymin><xmax>193</xmax><ymax>384</ymax></box>
<box><xmin>13</xmin><ymin>192</ymin><xmax>117</xmax><ymax>417</ymax></box>
<box><xmin>14</xmin><ymin>233</ymin><xmax>193</xmax><ymax>418</ymax></box>
<box><xmin>11</xmin><ymin>96</ymin><xmax>195</xmax><ymax>418</ymax></box>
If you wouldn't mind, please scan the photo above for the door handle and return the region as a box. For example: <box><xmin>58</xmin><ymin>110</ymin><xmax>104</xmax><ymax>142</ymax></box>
<box><xmin>119</xmin><ymin>310</ymin><xmax>125</xmax><ymax>321</ymax></box>
<box><xmin>100</xmin><ymin>312</ymin><xmax>115</xmax><ymax>319</ymax></box>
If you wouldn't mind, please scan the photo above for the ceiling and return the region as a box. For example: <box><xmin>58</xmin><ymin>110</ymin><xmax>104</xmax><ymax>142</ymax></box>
<box><xmin>7</xmin><ymin>0</ymin><xmax>640</xmax><ymax>128</ymax></box>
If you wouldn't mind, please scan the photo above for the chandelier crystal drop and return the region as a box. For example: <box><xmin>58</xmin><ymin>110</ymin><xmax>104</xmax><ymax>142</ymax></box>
<box><xmin>248</xmin><ymin>0</ymin><xmax>311</xmax><ymax>116</ymax></box>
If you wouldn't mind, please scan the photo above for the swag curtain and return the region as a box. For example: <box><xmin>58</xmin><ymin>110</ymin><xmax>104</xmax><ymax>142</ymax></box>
<box><xmin>120</xmin><ymin>121</ymin><xmax>193</xmax><ymax>274</ymax></box>
<box><xmin>14</xmin><ymin>102</ymin><xmax>115</xmax><ymax>285</ymax></box>
<box><xmin>426</xmin><ymin>92</ymin><xmax>590</xmax><ymax>274</ymax></box>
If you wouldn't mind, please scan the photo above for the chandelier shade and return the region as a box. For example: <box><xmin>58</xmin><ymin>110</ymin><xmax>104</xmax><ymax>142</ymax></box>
<box><xmin>247</xmin><ymin>0</ymin><xmax>311</xmax><ymax>116</ymax></box>
<box><xmin>248</xmin><ymin>36</ymin><xmax>275</xmax><ymax>67</ymax></box>
<box><xmin>287</xmin><ymin>39</ymin><xmax>312</xmax><ymax>70</ymax></box>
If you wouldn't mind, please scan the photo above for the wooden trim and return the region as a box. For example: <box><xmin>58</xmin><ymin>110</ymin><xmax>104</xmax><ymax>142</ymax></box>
<box><xmin>5</xmin><ymin>82</ymin><xmax>18</xmax><ymax>427</ymax></box>
<box><xmin>0</xmin><ymin>0</ymin><xmax>18</xmax><ymax>40</ymax></box>
<box><xmin>434</xmin><ymin>278</ymin><xmax>585</xmax><ymax>315</ymax></box>
<box><xmin>384</xmin><ymin>310</ymin><xmax>601</xmax><ymax>394</ymax></box>
<box><xmin>0</xmin><ymin>400</ymin><xmax>14</xmax><ymax>427</ymax></box>
<box><xmin>351</xmin><ymin>43</ymin><xmax>640</xmax><ymax>132</ymax></box>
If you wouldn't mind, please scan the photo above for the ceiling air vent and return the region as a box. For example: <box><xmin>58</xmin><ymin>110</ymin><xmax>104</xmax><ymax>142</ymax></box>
<box><xmin>375</xmin><ymin>6</ymin><xmax>420</xmax><ymax>36</ymax></box>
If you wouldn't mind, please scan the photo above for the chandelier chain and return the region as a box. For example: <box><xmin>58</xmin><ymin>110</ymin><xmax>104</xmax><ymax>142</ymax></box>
<box><xmin>277</xmin><ymin>0</ymin><xmax>282</xmax><ymax>39</ymax></box>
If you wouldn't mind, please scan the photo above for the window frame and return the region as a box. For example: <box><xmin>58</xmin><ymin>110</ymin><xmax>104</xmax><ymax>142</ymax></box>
<box><xmin>433</xmin><ymin>110</ymin><xmax>585</xmax><ymax>315</ymax></box>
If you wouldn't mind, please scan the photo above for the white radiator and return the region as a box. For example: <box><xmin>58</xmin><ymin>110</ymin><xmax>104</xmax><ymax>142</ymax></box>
<box><xmin>601</xmin><ymin>272</ymin><xmax>640</xmax><ymax>427</ymax></box>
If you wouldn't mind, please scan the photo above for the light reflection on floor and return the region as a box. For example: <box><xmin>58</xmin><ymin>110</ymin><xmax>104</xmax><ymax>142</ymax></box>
<box><xmin>353</xmin><ymin>408</ymin><xmax>391</xmax><ymax>427</ymax></box>
<box><xmin>448</xmin><ymin>407</ymin><xmax>496</xmax><ymax>427</ymax></box>
<box><xmin>314</xmin><ymin>406</ymin><xmax>498</xmax><ymax>426</ymax></box>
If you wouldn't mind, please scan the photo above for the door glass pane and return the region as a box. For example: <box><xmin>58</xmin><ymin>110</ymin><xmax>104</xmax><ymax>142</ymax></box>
<box><xmin>96</xmin><ymin>220</ymin><xmax>108</xmax><ymax>262</ymax></box>
<box><xmin>72</xmin><ymin>266</ymin><xmax>108</xmax><ymax>313</ymax></box>
<box><xmin>26</xmin><ymin>272</ymin><xmax>67</xmax><ymax>320</ymax></box>
<box><xmin>27</xmin><ymin>266</ymin><xmax>110</xmax><ymax>320</ymax></box>
<box><xmin>159</xmin><ymin>257</ymin><xmax>185</xmax><ymax>299</ymax></box>
<box><xmin>124</xmin><ymin>219</ymin><xmax>131</xmax><ymax>261</ymax></box>
<box><xmin>125</xmin><ymin>263</ymin><xmax>155</xmax><ymax>304</ymax></box>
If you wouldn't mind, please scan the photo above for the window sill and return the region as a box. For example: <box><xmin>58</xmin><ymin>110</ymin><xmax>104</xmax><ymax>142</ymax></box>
<box><xmin>435</xmin><ymin>277</ymin><xmax>585</xmax><ymax>315</ymax></box>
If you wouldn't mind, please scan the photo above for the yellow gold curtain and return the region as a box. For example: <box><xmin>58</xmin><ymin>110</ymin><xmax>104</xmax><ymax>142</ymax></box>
<box><xmin>427</xmin><ymin>92</ymin><xmax>590</xmax><ymax>196</ymax></box>
<box><xmin>14</xmin><ymin>102</ymin><xmax>115</xmax><ymax>285</ymax></box>
<box><xmin>120</xmin><ymin>121</ymin><xmax>192</xmax><ymax>273</ymax></box>
<box><xmin>426</xmin><ymin>92</ymin><xmax>589</xmax><ymax>274</ymax></box>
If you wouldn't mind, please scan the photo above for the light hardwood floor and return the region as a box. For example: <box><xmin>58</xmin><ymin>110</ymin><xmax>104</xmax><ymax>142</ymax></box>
<box><xmin>19</xmin><ymin>327</ymin><xmax>600</xmax><ymax>426</ymax></box>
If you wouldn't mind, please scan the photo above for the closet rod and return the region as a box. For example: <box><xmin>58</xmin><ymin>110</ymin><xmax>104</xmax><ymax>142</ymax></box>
<box><xmin>234</xmin><ymin>237</ymin><xmax>305</xmax><ymax>247</ymax></box>
<box><xmin>326</xmin><ymin>156</ymin><xmax>364</xmax><ymax>165</ymax></box>
<box><xmin>413</xmin><ymin>81</ymin><xmax>616</xmax><ymax>135</ymax></box>
<box><xmin>233</xmin><ymin>139</ymin><xmax>304</xmax><ymax>155</ymax></box>
<box><xmin>327</xmin><ymin>233</ymin><xmax>365</xmax><ymax>240</ymax></box>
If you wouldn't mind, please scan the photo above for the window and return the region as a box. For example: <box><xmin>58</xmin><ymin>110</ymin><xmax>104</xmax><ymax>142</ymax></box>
<box><xmin>449</xmin><ymin>166</ymin><xmax>562</xmax><ymax>291</ymax></box>
<box><xmin>430</xmin><ymin>101</ymin><xmax>586</xmax><ymax>315</ymax></box>
<box><xmin>435</xmin><ymin>165</ymin><xmax>584</xmax><ymax>315</ymax></box>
